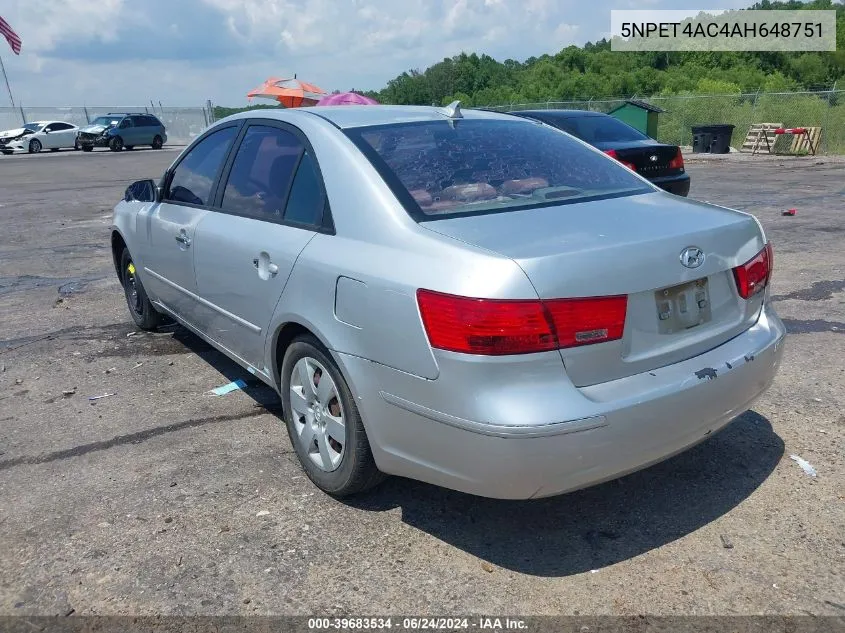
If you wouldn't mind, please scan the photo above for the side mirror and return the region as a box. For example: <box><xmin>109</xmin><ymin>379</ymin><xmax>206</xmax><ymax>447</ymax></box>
<box><xmin>124</xmin><ymin>179</ymin><xmax>159</xmax><ymax>203</ymax></box>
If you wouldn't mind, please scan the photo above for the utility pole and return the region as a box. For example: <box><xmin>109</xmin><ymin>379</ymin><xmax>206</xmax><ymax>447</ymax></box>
<box><xmin>0</xmin><ymin>53</ymin><xmax>15</xmax><ymax>108</ymax></box>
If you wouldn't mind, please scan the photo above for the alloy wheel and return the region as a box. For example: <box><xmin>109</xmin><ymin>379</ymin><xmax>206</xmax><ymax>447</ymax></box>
<box><xmin>289</xmin><ymin>356</ymin><xmax>346</xmax><ymax>472</ymax></box>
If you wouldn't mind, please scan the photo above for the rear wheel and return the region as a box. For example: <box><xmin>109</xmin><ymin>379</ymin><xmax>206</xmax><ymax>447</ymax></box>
<box><xmin>82</xmin><ymin>145</ymin><xmax>93</xmax><ymax>152</ymax></box>
<box><xmin>281</xmin><ymin>335</ymin><xmax>384</xmax><ymax>497</ymax></box>
<box><xmin>120</xmin><ymin>248</ymin><xmax>162</xmax><ymax>330</ymax></box>
<box><xmin>109</xmin><ymin>136</ymin><xmax>124</xmax><ymax>152</ymax></box>
<box><xmin>74</xmin><ymin>138</ymin><xmax>80</xmax><ymax>151</ymax></box>
<box><xmin>152</xmin><ymin>135</ymin><xmax>163</xmax><ymax>150</ymax></box>
<box><xmin>28</xmin><ymin>139</ymin><xmax>42</xmax><ymax>153</ymax></box>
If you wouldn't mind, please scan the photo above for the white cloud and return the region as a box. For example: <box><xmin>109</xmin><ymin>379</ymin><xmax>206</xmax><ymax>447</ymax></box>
<box><xmin>0</xmin><ymin>0</ymin><xmax>755</xmax><ymax>107</ymax></box>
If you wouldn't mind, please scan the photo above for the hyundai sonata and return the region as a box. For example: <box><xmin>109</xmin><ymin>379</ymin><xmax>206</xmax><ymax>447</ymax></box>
<box><xmin>111</xmin><ymin>103</ymin><xmax>784</xmax><ymax>499</ymax></box>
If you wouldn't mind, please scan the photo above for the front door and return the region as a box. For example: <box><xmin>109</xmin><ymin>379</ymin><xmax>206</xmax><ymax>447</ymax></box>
<box><xmin>137</xmin><ymin>124</ymin><xmax>239</xmax><ymax>324</ymax></box>
<box><xmin>193</xmin><ymin>122</ymin><xmax>328</xmax><ymax>371</ymax></box>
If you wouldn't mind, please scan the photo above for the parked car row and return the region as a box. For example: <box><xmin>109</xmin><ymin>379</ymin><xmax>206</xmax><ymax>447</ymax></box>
<box><xmin>0</xmin><ymin>113</ymin><xmax>167</xmax><ymax>155</ymax></box>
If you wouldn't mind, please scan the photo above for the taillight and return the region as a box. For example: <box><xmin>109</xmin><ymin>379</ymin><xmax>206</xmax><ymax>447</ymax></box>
<box><xmin>733</xmin><ymin>242</ymin><xmax>773</xmax><ymax>299</ymax></box>
<box><xmin>668</xmin><ymin>148</ymin><xmax>685</xmax><ymax>170</ymax></box>
<box><xmin>604</xmin><ymin>149</ymin><xmax>637</xmax><ymax>171</ymax></box>
<box><xmin>416</xmin><ymin>289</ymin><xmax>627</xmax><ymax>356</ymax></box>
<box><xmin>545</xmin><ymin>296</ymin><xmax>628</xmax><ymax>348</ymax></box>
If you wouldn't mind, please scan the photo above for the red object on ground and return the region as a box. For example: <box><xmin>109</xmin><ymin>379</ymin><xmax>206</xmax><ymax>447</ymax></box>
<box><xmin>782</xmin><ymin>209</ymin><xmax>797</xmax><ymax>216</ymax></box>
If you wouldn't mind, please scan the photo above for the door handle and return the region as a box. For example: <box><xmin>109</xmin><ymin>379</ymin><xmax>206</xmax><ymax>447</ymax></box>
<box><xmin>175</xmin><ymin>233</ymin><xmax>191</xmax><ymax>247</ymax></box>
<box><xmin>253</xmin><ymin>256</ymin><xmax>279</xmax><ymax>278</ymax></box>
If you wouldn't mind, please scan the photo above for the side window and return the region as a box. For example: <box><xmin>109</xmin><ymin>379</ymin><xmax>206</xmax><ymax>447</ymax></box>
<box><xmin>166</xmin><ymin>126</ymin><xmax>237</xmax><ymax>206</ymax></box>
<box><xmin>283</xmin><ymin>150</ymin><xmax>324</xmax><ymax>227</ymax></box>
<box><xmin>130</xmin><ymin>116</ymin><xmax>145</xmax><ymax>127</ymax></box>
<box><xmin>147</xmin><ymin>116</ymin><xmax>162</xmax><ymax>127</ymax></box>
<box><xmin>221</xmin><ymin>125</ymin><xmax>303</xmax><ymax>220</ymax></box>
<box><xmin>51</xmin><ymin>122</ymin><xmax>73</xmax><ymax>131</ymax></box>
<box><xmin>119</xmin><ymin>118</ymin><xmax>132</xmax><ymax>129</ymax></box>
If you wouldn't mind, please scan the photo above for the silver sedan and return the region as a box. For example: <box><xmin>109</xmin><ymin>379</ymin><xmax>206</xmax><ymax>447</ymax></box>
<box><xmin>111</xmin><ymin>104</ymin><xmax>785</xmax><ymax>499</ymax></box>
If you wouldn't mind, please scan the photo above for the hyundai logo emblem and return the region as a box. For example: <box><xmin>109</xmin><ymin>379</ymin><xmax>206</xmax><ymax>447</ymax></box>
<box><xmin>680</xmin><ymin>246</ymin><xmax>705</xmax><ymax>269</ymax></box>
<box><xmin>649</xmin><ymin>154</ymin><xmax>658</xmax><ymax>162</ymax></box>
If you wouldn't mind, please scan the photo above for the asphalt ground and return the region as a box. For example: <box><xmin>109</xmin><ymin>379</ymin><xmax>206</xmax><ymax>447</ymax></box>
<box><xmin>0</xmin><ymin>146</ymin><xmax>843</xmax><ymax>617</ymax></box>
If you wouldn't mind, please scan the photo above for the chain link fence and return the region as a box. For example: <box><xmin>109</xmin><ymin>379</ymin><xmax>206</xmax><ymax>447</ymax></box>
<box><xmin>489</xmin><ymin>90</ymin><xmax>845</xmax><ymax>154</ymax></box>
<box><xmin>0</xmin><ymin>104</ymin><xmax>215</xmax><ymax>146</ymax></box>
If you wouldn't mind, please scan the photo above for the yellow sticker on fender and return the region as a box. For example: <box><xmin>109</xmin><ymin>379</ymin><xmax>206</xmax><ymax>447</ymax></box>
<box><xmin>127</xmin><ymin>263</ymin><xmax>136</xmax><ymax>275</ymax></box>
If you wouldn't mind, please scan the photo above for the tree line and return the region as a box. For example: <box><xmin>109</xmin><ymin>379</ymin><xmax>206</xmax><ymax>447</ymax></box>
<box><xmin>215</xmin><ymin>0</ymin><xmax>844</xmax><ymax>118</ymax></box>
<box><xmin>360</xmin><ymin>0</ymin><xmax>845</xmax><ymax>107</ymax></box>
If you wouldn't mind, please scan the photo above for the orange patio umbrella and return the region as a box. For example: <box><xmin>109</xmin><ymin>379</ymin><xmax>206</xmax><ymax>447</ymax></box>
<box><xmin>246</xmin><ymin>76</ymin><xmax>327</xmax><ymax>108</ymax></box>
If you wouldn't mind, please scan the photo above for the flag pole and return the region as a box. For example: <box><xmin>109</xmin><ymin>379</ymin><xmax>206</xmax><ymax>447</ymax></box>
<box><xmin>0</xmin><ymin>53</ymin><xmax>14</xmax><ymax>108</ymax></box>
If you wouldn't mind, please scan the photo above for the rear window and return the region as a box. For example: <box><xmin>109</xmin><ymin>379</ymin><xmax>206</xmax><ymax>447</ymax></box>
<box><xmin>547</xmin><ymin>114</ymin><xmax>649</xmax><ymax>143</ymax></box>
<box><xmin>345</xmin><ymin>119</ymin><xmax>651</xmax><ymax>220</ymax></box>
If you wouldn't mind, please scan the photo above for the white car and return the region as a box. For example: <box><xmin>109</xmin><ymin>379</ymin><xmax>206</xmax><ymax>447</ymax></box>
<box><xmin>0</xmin><ymin>120</ymin><xmax>80</xmax><ymax>154</ymax></box>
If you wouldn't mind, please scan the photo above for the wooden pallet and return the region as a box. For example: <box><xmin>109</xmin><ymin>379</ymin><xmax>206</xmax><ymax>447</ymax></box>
<box><xmin>786</xmin><ymin>127</ymin><xmax>822</xmax><ymax>155</ymax></box>
<box><xmin>741</xmin><ymin>123</ymin><xmax>783</xmax><ymax>154</ymax></box>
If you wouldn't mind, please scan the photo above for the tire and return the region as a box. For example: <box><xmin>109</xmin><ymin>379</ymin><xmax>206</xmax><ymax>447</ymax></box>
<box><xmin>82</xmin><ymin>146</ymin><xmax>93</xmax><ymax>152</ymax></box>
<box><xmin>109</xmin><ymin>136</ymin><xmax>124</xmax><ymax>152</ymax></box>
<box><xmin>50</xmin><ymin>148</ymin><xmax>59</xmax><ymax>152</ymax></box>
<box><xmin>152</xmin><ymin>135</ymin><xmax>163</xmax><ymax>150</ymax></box>
<box><xmin>281</xmin><ymin>335</ymin><xmax>384</xmax><ymax>497</ymax></box>
<box><xmin>119</xmin><ymin>248</ymin><xmax>162</xmax><ymax>331</ymax></box>
<box><xmin>74</xmin><ymin>139</ymin><xmax>80</xmax><ymax>151</ymax></box>
<box><xmin>29</xmin><ymin>139</ymin><xmax>42</xmax><ymax>153</ymax></box>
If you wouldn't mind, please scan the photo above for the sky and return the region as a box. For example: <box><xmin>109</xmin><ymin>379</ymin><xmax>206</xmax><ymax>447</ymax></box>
<box><xmin>1</xmin><ymin>0</ymin><xmax>754</xmax><ymax>108</ymax></box>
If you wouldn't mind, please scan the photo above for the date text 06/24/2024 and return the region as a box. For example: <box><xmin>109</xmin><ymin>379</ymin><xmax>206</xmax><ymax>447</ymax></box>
<box><xmin>307</xmin><ymin>617</ymin><xmax>528</xmax><ymax>630</ymax></box>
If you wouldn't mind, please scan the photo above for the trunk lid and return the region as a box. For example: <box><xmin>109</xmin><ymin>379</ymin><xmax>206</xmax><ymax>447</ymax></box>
<box><xmin>422</xmin><ymin>191</ymin><xmax>766</xmax><ymax>386</ymax></box>
<box><xmin>598</xmin><ymin>140</ymin><xmax>684</xmax><ymax>179</ymax></box>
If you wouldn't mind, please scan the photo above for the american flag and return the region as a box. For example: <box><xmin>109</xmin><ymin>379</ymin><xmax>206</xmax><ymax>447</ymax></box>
<box><xmin>0</xmin><ymin>16</ymin><xmax>22</xmax><ymax>55</ymax></box>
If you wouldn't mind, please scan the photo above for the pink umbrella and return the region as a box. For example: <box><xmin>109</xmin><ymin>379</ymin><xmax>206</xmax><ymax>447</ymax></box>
<box><xmin>316</xmin><ymin>91</ymin><xmax>379</xmax><ymax>106</ymax></box>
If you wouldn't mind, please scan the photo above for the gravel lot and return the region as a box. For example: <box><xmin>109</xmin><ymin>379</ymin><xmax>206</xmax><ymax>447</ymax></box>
<box><xmin>0</xmin><ymin>147</ymin><xmax>843</xmax><ymax>618</ymax></box>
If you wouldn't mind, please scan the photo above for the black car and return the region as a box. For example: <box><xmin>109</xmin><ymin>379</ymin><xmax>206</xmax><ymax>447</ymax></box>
<box><xmin>511</xmin><ymin>110</ymin><xmax>690</xmax><ymax>197</ymax></box>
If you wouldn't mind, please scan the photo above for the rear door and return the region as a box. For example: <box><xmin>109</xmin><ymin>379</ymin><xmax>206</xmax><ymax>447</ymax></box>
<box><xmin>136</xmin><ymin>123</ymin><xmax>240</xmax><ymax>324</ymax></box>
<box><xmin>192</xmin><ymin>120</ymin><xmax>328</xmax><ymax>371</ymax></box>
<box><xmin>44</xmin><ymin>122</ymin><xmax>75</xmax><ymax>148</ymax></box>
<box><xmin>54</xmin><ymin>122</ymin><xmax>77</xmax><ymax>148</ymax></box>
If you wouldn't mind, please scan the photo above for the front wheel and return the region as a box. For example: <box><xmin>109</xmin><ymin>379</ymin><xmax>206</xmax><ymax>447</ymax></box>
<box><xmin>281</xmin><ymin>336</ymin><xmax>384</xmax><ymax>497</ymax></box>
<box><xmin>82</xmin><ymin>145</ymin><xmax>93</xmax><ymax>152</ymax></box>
<box><xmin>152</xmin><ymin>135</ymin><xmax>163</xmax><ymax>150</ymax></box>
<box><xmin>109</xmin><ymin>136</ymin><xmax>124</xmax><ymax>152</ymax></box>
<box><xmin>120</xmin><ymin>248</ymin><xmax>162</xmax><ymax>330</ymax></box>
<box><xmin>29</xmin><ymin>139</ymin><xmax>42</xmax><ymax>153</ymax></box>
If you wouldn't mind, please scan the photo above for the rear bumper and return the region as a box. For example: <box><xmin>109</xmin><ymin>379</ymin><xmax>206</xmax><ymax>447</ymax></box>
<box><xmin>651</xmin><ymin>173</ymin><xmax>691</xmax><ymax>196</ymax></box>
<box><xmin>337</xmin><ymin>303</ymin><xmax>785</xmax><ymax>499</ymax></box>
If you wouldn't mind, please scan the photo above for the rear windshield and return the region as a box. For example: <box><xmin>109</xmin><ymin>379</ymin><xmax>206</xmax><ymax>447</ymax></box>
<box><xmin>345</xmin><ymin>118</ymin><xmax>652</xmax><ymax>220</ymax></box>
<box><xmin>547</xmin><ymin>114</ymin><xmax>650</xmax><ymax>143</ymax></box>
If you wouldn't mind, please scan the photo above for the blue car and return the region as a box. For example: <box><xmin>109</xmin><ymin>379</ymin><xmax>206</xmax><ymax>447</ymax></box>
<box><xmin>77</xmin><ymin>113</ymin><xmax>167</xmax><ymax>152</ymax></box>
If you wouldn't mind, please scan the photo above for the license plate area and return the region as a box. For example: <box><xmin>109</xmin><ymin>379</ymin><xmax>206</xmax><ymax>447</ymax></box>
<box><xmin>655</xmin><ymin>277</ymin><xmax>711</xmax><ymax>334</ymax></box>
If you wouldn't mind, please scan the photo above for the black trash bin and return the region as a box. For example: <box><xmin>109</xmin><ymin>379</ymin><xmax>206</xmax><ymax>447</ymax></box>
<box><xmin>691</xmin><ymin>124</ymin><xmax>735</xmax><ymax>154</ymax></box>
<box><xmin>692</xmin><ymin>130</ymin><xmax>712</xmax><ymax>154</ymax></box>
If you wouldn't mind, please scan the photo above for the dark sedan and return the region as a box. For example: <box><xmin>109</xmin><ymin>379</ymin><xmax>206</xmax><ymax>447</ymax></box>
<box><xmin>511</xmin><ymin>110</ymin><xmax>690</xmax><ymax>197</ymax></box>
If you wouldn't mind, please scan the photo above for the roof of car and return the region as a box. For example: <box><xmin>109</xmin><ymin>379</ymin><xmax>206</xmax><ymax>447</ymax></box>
<box><xmin>512</xmin><ymin>109</ymin><xmax>608</xmax><ymax>118</ymax></box>
<box><xmin>223</xmin><ymin>105</ymin><xmax>518</xmax><ymax>130</ymax></box>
